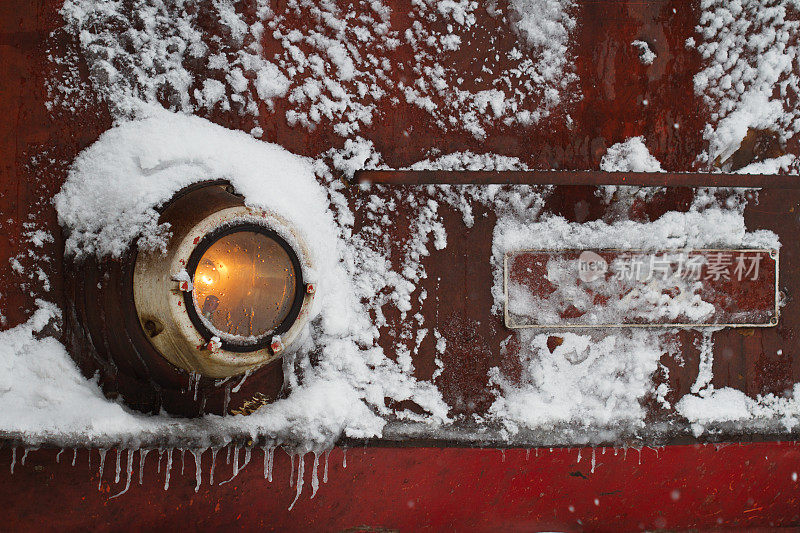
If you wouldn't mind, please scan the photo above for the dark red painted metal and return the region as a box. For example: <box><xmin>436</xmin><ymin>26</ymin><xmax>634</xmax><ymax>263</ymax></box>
<box><xmin>2</xmin><ymin>444</ymin><xmax>800</xmax><ymax>531</ymax></box>
<box><xmin>359</xmin><ymin>169</ymin><xmax>800</xmax><ymax>188</ymax></box>
<box><xmin>2</xmin><ymin>0</ymin><xmax>800</xmax><ymax>528</ymax></box>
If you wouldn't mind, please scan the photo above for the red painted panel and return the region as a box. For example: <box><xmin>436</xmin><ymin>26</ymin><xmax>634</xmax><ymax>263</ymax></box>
<box><xmin>2</xmin><ymin>444</ymin><xmax>800</xmax><ymax>531</ymax></box>
<box><xmin>1</xmin><ymin>0</ymin><xmax>800</xmax><ymax>528</ymax></box>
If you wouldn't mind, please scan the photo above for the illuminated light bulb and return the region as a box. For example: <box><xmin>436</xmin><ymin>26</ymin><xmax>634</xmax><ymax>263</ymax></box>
<box><xmin>191</xmin><ymin>230</ymin><xmax>297</xmax><ymax>342</ymax></box>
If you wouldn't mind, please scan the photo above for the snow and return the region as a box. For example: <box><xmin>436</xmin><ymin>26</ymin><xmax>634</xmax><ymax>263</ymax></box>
<box><xmin>677</xmin><ymin>331</ymin><xmax>800</xmax><ymax>433</ymax></box>
<box><xmin>14</xmin><ymin>111</ymin><xmax>452</xmax><ymax>470</ymax></box>
<box><xmin>18</xmin><ymin>0</ymin><xmax>800</xmax><ymax>460</ymax></box>
<box><xmin>677</xmin><ymin>385</ymin><xmax>800</xmax><ymax>433</ymax></box>
<box><xmin>55</xmin><ymin>108</ymin><xmax>330</xmax><ymax>264</ymax></box>
<box><xmin>408</xmin><ymin>151</ymin><xmax>529</xmax><ymax>171</ymax></box>
<box><xmin>489</xmin><ymin>205</ymin><xmax>780</xmax><ymax>434</ymax></box>
<box><xmin>600</xmin><ymin>137</ymin><xmax>663</xmax><ymax>173</ymax></box>
<box><xmin>55</xmin><ymin>0</ymin><xmax>580</xmax><ymax>140</ymax></box>
<box><xmin>737</xmin><ymin>154</ymin><xmax>797</xmax><ymax>174</ymax></box>
<box><xmin>489</xmin><ymin>330</ymin><xmax>664</xmax><ymax>430</ymax></box>
<box><xmin>0</xmin><ymin>300</ymin><xmax>382</xmax><ymax>493</ymax></box>
<box><xmin>492</xmin><ymin>206</ymin><xmax>779</xmax><ymax>317</ymax></box>
<box><xmin>694</xmin><ymin>0</ymin><xmax>800</xmax><ymax>166</ymax></box>
<box><xmin>631</xmin><ymin>40</ymin><xmax>656</xmax><ymax>65</ymax></box>
<box><xmin>488</xmin><ymin>137</ymin><xmax>782</xmax><ymax>436</ymax></box>
<box><xmin>0</xmin><ymin>301</ymin><xmax>145</xmax><ymax>440</ymax></box>
<box><xmin>504</xmin><ymin>252</ymin><xmax>718</xmax><ymax>327</ymax></box>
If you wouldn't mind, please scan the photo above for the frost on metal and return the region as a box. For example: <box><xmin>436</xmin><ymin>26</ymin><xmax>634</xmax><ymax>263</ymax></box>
<box><xmin>53</xmin><ymin>0</ymin><xmax>581</xmax><ymax>140</ymax></box>
<box><xmin>21</xmin><ymin>113</ymin><xmax>452</xmax><ymax>460</ymax></box>
<box><xmin>11</xmin><ymin>0</ymin><xmax>800</xmax><ymax>493</ymax></box>
<box><xmin>694</xmin><ymin>0</ymin><xmax>800</xmax><ymax>167</ymax></box>
<box><xmin>487</xmin><ymin>138</ymin><xmax>786</xmax><ymax>438</ymax></box>
<box><xmin>631</xmin><ymin>39</ymin><xmax>656</xmax><ymax>65</ymax></box>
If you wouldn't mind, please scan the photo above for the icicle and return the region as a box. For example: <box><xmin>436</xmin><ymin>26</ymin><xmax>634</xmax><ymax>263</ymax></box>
<box><xmin>535</xmin><ymin>449</ymin><xmax>539</xmax><ymax>457</ymax></box>
<box><xmin>268</xmin><ymin>446</ymin><xmax>275</xmax><ymax>482</ymax></box>
<box><xmin>526</xmin><ymin>449</ymin><xmax>530</xmax><ymax>461</ymax></box>
<box><xmin>157</xmin><ymin>449</ymin><xmax>164</xmax><ymax>473</ymax></box>
<box><xmin>500</xmin><ymin>449</ymin><xmax>505</xmax><ymax>462</ymax></box>
<box><xmin>243</xmin><ymin>447</ymin><xmax>251</xmax><ymax>468</ymax></box>
<box><xmin>97</xmin><ymin>449</ymin><xmax>108</xmax><ymax>490</ymax></box>
<box><xmin>115</xmin><ymin>449</ymin><xmax>122</xmax><ymax>484</ymax></box>
<box><xmin>231</xmin><ymin>370</ymin><xmax>251</xmax><ymax>393</ymax></box>
<box><xmin>226</xmin><ymin>445</ymin><xmax>232</xmax><ymax>465</ymax></box>
<box><xmin>164</xmin><ymin>448</ymin><xmax>173</xmax><ymax>491</ymax></box>
<box><xmin>290</xmin><ymin>454</ymin><xmax>295</xmax><ymax>487</ymax></box>
<box><xmin>231</xmin><ymin>446</ymin><xmax>239</xmax><ymax>479</ymax></box>
<box><xmin>56</xmin><ymin>448</ymin><xmax>63</xmax><ymax>463</ymax></box>
<box><xmin>311</xmin><ymin>453</ymin><xmax>320</xmax><ymax>499</ymax></box>
<box><xmin>72</xmin><ymin>448</ymin><xmax>77</xmax><ymax>467</ymax></box>
<box><xmin>591</xmin><ymin>448</ymin><xmax>596</xmax><ymax>474</ymax></box>
<box><xmin>323</xmin><ymin>450</ymin><xmax>329</xmax><ymax>484</ymax></box>
<box><xmin>288</xmin><ymin>454</ymin><xmax>305</xmax><ymax>511</ymax></box>
<box><xmin>261</xmin><ymin>446</ymin><xmax>273</xmax><ymax>481</ymax></box>
<box><xmin>576</xmin><ymin>449</ymin><xmax>581</xmax><ymax>463</ymax></box>
<box><xmin>637</xmin><ymin>447</ymin><xmax>642</xmax><ymax>465</ymax></box>
<box><xmin>110</xmin><ymin>450</ymin><xmax>134</xmax><ymax>499</ymax></box>
<box><xmin>10</xmin><ymin>447</ymin><xmax>16</xmax><ymax>474</ymax></box>
<box><xmin>614</xmin><ymin>448</ymin><xmax>618</xmax><ymax>456</ymax></box>
<box><xmin>220</xmin><ymin>446</ymin><xmax>241</xmax><ymax>485</ymax></box>
<box><xmin>139</xmin><ymin>449</ymin><xmax>149</xmax><ymax>484</ymax></box>
<box><xmin>601</xmin><ymin>447</ymin><xmax>605</xmax><ymax>455</ymax></box>
<box><xmin>549</xmin><ymin>448</ymin><xmax>553</xmax><ymax>453</ymax></box>
<box><xmin>181</xmin><ymin>449</ymin><xmax>185</xmax><ymax>475</ymax></box>
<box><xmin>210</xmin><ymin>447</ymin><xmax>219</xmax><ymax>485</ymax></box>
<box><xmin>263</xmin><ymin>446</ymin><xmax>275</xmax><ymax>481</ymax></box>
<box><xmin>21</xmin><ymin>448</ymin><xmax>30</xmax><ymax>466</ymax></box>
<box><xmin>192</xmin><ymin>449</ymin><xmax>203</xmax><ymax>492</ymax></box>
<box><xmin>342</xmin><ymin>448</ymin><xmax>347</xmax><ymax>469</ymax></box>
<box><xmin>623</xmin><ymin>446</ymin><xmax>628</xmax><ymax>460</ymax></box>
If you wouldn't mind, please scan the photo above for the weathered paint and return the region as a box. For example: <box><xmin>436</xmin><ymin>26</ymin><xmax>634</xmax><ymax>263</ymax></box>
<box><xmin>2</xmin><ymin>444</ymin><xmax>800</xmax><ymax>531</ymax></box>
<box><xmin>2</xmin><ymin>0</ymin><xmax>800</xmax><ymax>528</ymax></box>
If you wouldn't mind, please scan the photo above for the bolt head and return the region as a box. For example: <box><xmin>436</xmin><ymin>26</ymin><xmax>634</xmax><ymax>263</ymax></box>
<box><xmin>206</xmin><ymin>338</ymin><xmax>222</xmax><ymax>353</ymax></box>
<box><xmin>271</xmin><ymin>338</ymin><xmax>284</xmax><ymax>354</ymax></box>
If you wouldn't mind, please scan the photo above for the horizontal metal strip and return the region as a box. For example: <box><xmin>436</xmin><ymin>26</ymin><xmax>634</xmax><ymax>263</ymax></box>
<box><xmin>357</xmin><ymin>170</ymin><xmax>800</xmax><ymax>188</ymax></box>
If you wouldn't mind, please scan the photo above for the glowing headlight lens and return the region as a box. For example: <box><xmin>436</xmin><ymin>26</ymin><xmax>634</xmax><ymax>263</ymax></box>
<box><xmin>191</xmin><ymin>231</ymin><xmax>297</xmax><ymax>344</ymax></box>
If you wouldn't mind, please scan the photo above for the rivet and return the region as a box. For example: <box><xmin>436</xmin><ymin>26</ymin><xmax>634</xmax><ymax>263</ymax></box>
<box><xmin>271</xmin><ymin>337</ymin><xmax>284</xmax><ymax>354</ymax></box>
<box><xmin>206</xmin><ymin>337</ymin><xmax>222</xmax><ymax>353</ymax></box>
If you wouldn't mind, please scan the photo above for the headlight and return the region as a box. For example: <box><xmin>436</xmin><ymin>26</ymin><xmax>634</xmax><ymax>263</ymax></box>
<box><xmin>134</xmin><ymin>182</ymin><xmax>315</xmax><ymax>379</ymax></box>
<box><xmin>187</xmin><ymin>226</ymin><xmax>302</xmax><ymax>350</ymax></box>
<box><xmin>64</xmin><ymin>181</ymin><xmax>316</xmax><ymax>415</ymax></box>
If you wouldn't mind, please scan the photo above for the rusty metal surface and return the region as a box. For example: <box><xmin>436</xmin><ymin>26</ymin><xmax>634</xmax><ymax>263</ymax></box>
<box><xmin>356</xmin><ymin>184</ymin><xmax>800</xmax><ymax>432</ymax></box>
<box><xmin>0</xmin><ymin>0</ymin><xmax>718</xmax><ymax>328</ymax></box>
<box><xmin>1</xmin><ymin>0</ymin><xmax>800</xmax><ymax>528</ymax></box>
<box><xmin>359</xmin><ymin>169</ymin><xmax>800</xmax><ymax>188</ymax></box>
<box><xmin>0</xmin><ymin>0</ymin><xmax>796</xmax><ymax>441</ymax></box>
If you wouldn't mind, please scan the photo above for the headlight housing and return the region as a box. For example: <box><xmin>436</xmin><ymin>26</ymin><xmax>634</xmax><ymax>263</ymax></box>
<box><xmin>65</xmin><ymin>181</ymin><xmax>316</xmax><ymax>415</ymax></box>
<box><xmin>133</xmin><ymin>182</ymin><xmax>316</xmax><ymax>378</ymax></box>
